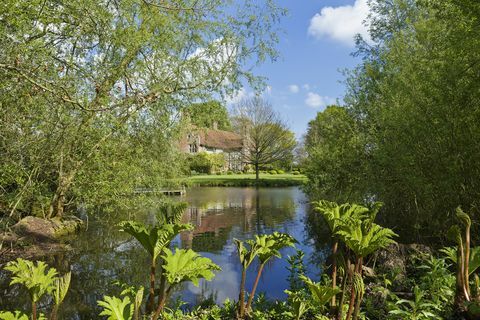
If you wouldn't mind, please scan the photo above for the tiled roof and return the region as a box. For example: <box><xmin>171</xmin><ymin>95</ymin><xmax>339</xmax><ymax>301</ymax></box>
<box><xmin>198</xmin><ymin>128</ymin><xmax>243</xmax><ymax>150</ymax></box>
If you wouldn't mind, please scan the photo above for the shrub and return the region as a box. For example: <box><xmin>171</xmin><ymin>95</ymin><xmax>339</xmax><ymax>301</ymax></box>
<box><xmin>188</xmin><ymin>152</ymin><xmax>225</xmax><ymax>174</ymax></box>
<box><xmin>277</xmin><ymin>169</ymin><xmax>285</xmax><ymax>174</ymax></box>
<box><xmin>292</xmin><ymin>171</ymin><xmax>300</xmax><ymax>175</ymax></box>
<box><xmin>215</xmin><ymin>172</ymin><xmax>222</xmax><ymax>175</ymax></box>
<box><xmin>227</xmin><ymin>171</ymin><xmax>234</xmax><ymax>175</ymax></box>
<box><xmin>269</xmin><ymin>170</ymin><xmax>277</xmax><ymax>175</ymax></box>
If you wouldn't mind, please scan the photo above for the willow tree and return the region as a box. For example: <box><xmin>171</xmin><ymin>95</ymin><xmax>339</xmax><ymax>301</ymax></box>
<box><xmin>0</xmin><ymin>0</ymin><xmax>285</xmax><ymax>218</ymax></box>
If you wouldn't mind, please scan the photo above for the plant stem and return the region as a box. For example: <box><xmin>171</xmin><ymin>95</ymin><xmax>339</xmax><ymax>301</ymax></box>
<box><xmin>152</xmin><ymin>285</ymin><xmax>174</xmax><ymax>320</ymax></box>
<box><xmin>32</xmin><ymin>301</ymin><xmax>37</xmax><ymax>320</ymax></box>
<box><xmin>331</xmin><ymin>241</ymin><xmax>338</xmax><ymax>307</ymax></box>
<box><xmin>346</xmin><ymin>258</ymin><xmax>361</xmax><ymax>320</ymax></box>
<box><xmin>465</xmin><ymin>222</ymin><xmax>471</xmax><ymax>298</ymax></box>
<box><xmin>147</xmin><ymin>258</ymin><xmax>156</xmax><ymax>314</ymax></box>
<box><xmin>50</xmin><ymin>305</ymin><xmax>58</xmax><ymax>320</ymax></box>
<box><xmin>239</xmin><ymin>266</ymin><xmax>247</xmax><ymax>319</ymax></box>
<box><xmin>352</xmin><ymin>257</ymin><xmax>363</xmax><ymax>320</ymax></box>
<box><xmin>337</xmin><ymin>257</ymin><xmax>351</xmax><ymax>320</ymax></box>
<box><xmin>246</xmin><ymin>263</ymin><xmax>265</xmax><ymax>311</ymax></box>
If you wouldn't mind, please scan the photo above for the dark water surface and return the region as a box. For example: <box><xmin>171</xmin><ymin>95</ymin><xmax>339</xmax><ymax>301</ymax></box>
<box><xmin>0</xmin><ymin>187</ymin><xmax>326</xmax><ymax>319</ymax></box>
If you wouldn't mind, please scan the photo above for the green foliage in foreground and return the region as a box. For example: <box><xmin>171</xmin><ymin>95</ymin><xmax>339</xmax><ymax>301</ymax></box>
<box><xmin>3</xmin><ymin>259</ymin><xmax>71</xmax><ymax>320</ymax></box>
<box><xmin>2</xmin><ymin>202</ymin><xmax>480</xmax><ymax>320</ymax></box>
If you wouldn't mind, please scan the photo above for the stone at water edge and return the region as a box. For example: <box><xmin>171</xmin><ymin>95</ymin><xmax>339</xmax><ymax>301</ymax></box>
<box><xmin>12</xmin><ymin>216</ymin><xmax>83</xmax><ymax>240</ymax></box>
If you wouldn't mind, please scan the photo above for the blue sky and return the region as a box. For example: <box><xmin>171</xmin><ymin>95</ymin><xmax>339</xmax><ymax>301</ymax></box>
<box><xmin>226</xmin><ymin>0</ymin><xmax>370</xmax><ymax>137</ymax></box>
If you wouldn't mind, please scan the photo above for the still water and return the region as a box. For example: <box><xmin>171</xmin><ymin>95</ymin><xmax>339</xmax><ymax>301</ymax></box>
<box><xmin>0</xmin><ymin>187</ymin><xmax>326</xmax><ymax>319</ymax></box>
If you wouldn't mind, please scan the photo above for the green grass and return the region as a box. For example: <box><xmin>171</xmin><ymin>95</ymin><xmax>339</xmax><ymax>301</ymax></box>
<box><xmin>186</xmin><ymin>173</ymin><xmax>307</xmax><ymax>187</ymax></box>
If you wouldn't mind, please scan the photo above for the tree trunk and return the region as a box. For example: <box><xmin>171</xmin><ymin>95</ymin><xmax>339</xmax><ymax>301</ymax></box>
<box><xmin>331</xmin><ymin>241</ymin><xmax>338</xmax><ymax>307</ymax></box>
<box><xmin>255</xmin><ymin>163</ymin><xmax>259</xmax><ymax>181</ymax></box>
<box><xmin>238</xmin><ymin>266</ymin><xmax>247</xmax><ymax>319</ymax></box>
<box><xmin>246</xmin><ymin>263</ymin><xmax>265</xmax><ymax>312</ymax></box>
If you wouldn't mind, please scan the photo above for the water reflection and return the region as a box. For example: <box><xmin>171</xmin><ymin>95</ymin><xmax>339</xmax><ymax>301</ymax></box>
<box><xmin>0</xmin><ymin>187</ymin><xmax>325</xmax><ymax>319</ymax></box>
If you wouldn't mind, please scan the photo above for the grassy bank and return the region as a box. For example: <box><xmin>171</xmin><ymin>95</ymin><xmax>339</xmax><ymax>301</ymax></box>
<box><xmin>186</xmin><ymin>173</ymin><xmax>307</xmax><ymax>187</ymax></box>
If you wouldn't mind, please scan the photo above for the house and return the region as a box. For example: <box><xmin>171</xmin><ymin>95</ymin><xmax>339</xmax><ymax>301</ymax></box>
<box><xmin>180</xmin><ymin>123</ymin><xmax>245</xmax><ymax>172</ymax></box>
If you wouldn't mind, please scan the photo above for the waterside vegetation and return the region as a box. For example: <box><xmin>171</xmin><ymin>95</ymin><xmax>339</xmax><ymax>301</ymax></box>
<box><xmin>186</xmin><ymin>173</ymin><xmax>306</xmax><ymax>187</ymax></box>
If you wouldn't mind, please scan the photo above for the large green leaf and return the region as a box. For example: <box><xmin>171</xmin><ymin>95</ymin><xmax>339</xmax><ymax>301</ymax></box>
<box><xmin>0</xmin><ymin>311</ymin><xmax>29</xmax><ymax>320</ymax></box>
<box><xmin>53</xmin><ymin>271</ymin><xmax>71</xmax><ymax>306</ymax></box>
<box><xmin>255</xmin><ymin>232</ymin><xmax>296</xmax><ymax>264</ymax></box>
<box><xmin>4</xmin><ymin>259</ymin><xmax>57</xmax><ymax>303</ymax></box>
<box><xmin>162</xmin><ymin>249</ymin><xmax>221</xmax><ymax>287</ymax></box>
<box><xmin>97</xmin><ymin>296</ymin><xmax>133</xmax><ymax>320</ymax></box>
<box><xmin>336</xmin><ymin>219</ymin><xmax>397</xmax><ymax>257</ymax></box>
<box><xmin>235</xmin><ymin>238</ymin><xmax>260</xmax><ymax>268</ymax></box>
<box><xmin>118</xmin><ymin>221</ymin><xmax>192</xmax><ymax>261</ymax></box>
<box><xmin>300</xmin><ymin>275</ymin><xmax>341</xmax><ymax>307</ymax></box>
<box><xmin>313</xmin><ymin>200</ymin><xmax>370</xmax><ymax>233</ymax></box>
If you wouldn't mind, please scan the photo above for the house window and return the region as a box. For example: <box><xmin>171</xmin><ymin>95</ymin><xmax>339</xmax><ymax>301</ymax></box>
<box><xmin>189</xmin><ymin>144</ymin><xmax>198</xmax><ymax>153</ymax></box>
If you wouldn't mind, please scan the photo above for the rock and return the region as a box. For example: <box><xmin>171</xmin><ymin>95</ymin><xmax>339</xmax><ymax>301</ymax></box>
<box><xmin>12</xmin><ymin>216</ymin><xmax>83</xmax><ymax>241</ymax></box>
<box><xmin>0</xmin><ymin>216</ymin><xmax>81</xmax><ymax>263</ymax></box>
<box><xmin>373</xmin><ymin>243</ymin><xmax>432</xmax><ymax>283</ymax></box>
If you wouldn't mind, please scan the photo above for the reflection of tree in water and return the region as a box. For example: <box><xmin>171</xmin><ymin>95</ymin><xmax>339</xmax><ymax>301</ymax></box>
<box><xmin>181</xmin><ymin>188</ymin><xmax>298</xmax><ymax>253</ymax></box>
<box><xmin>0</xmin><ymin>189</ymin><xmax>311</xmax><ymax>318</ymax></box>
<box><xmin>191</xmin><ymin>229</ymin><xmax>231</xmax><ymax>253</ymax></box>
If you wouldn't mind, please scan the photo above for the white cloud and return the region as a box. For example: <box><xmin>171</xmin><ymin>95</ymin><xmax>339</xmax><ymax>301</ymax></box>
<box><xmin>288</xmin><ymin>84</ymin><xmax>299</xmax><ymax>93</ymax></box>
<box><xmin>302</xmin><ymin>84</ymin><xmax>310</xmax><ymax>91</ymax></box>
<box><xmin>308</xmin><ymin>0</ymin><xmax>370</xmax><ymax>46</ymax></box>
<box><xmin>305</xmin><ymin>92</ymin><xmax>336</xmax><ymax>108</ymax></box>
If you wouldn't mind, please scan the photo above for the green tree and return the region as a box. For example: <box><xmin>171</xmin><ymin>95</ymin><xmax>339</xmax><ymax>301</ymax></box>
<box><xmin>0</xmin><ymin>0</ymin><xmax>286</xmax><ymax>218</ymax></box>
<box><xmin>304</xmin><ymin>106</ymin><xmax>366</xmax><ymax>203</ymax></box>
<box><xmin>186</xmin><ymin>100</ymin><xmax>231</xmax><ymax>130</ymax></box>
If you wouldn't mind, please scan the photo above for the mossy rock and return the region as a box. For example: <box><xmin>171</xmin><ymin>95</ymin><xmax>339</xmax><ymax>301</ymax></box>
<box><xmin>12</xmin><ymin>216</ymin><xmax>83</xmax><ymax>240</ymax></box>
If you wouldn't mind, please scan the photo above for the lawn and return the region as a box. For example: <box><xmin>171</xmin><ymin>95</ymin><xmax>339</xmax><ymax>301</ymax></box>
<box><xmin>187</xmin><ymin>173</ymin><xmax>307</xmax><ymax>187</ymax></box>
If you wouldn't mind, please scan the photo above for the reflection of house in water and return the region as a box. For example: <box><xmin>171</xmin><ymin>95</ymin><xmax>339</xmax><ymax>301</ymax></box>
<box><xmin>180</xmin><ymin>198</ymin><xmax>256</xmax><ymax>252</ymax></box>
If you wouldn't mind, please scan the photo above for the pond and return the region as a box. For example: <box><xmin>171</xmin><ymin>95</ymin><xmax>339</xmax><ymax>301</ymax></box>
<box><xmin>0</xmin><ymin>187</ymin><xmax>327</xmax><ymax>319</ymax></box>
